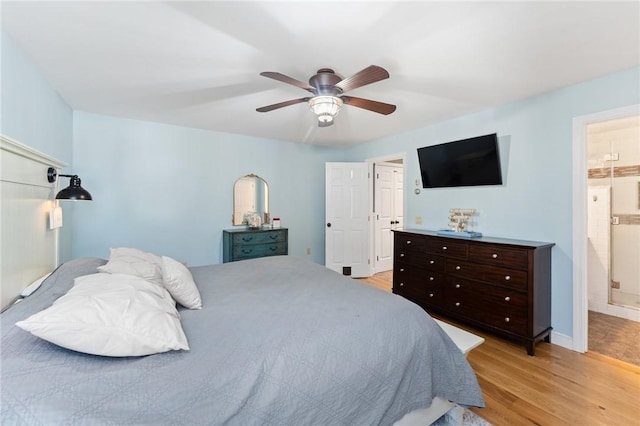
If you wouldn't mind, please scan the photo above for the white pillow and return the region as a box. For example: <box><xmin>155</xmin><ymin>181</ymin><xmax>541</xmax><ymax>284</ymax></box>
<box><xmin>97</xmin><ymin>247</ymin><xmax>163</xmax><ymax>286</ymax></box>
<box><xmin>162</xmin><ymin>256</ymin><xmax>202</xmax><ymax>309</ymax></box>
<box><xmin>16</xmin><ymin>273</ymin><xmax>189</xmax><ymax>357</ymax></box>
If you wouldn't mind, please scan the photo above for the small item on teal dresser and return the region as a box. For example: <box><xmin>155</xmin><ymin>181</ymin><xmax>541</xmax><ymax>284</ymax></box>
<box><xmin>243</xmin><ymin>211</ymin><xmax>262</xmax><ymax>229</ymax></box>
<box><xmin>272</xmin><ymin>218</ymin><xmax>281</xmax><ymax>228</ymax></box>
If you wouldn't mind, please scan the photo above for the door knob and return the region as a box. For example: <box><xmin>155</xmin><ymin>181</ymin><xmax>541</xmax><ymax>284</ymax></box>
<box><xmin>326</xmin><ymin>223</ymin><xmax>331</xmax><ymax>227</ymax></box>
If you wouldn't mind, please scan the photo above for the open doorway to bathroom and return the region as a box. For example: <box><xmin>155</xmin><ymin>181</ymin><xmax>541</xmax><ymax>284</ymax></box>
<box><xmin>586</xmin><ymin>114</ymin><xmax>640</xmax><ymax>366</ymax></box>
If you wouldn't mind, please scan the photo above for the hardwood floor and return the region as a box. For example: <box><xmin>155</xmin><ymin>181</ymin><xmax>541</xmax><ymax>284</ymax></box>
<box><xmin>357</xmin><ymin>273</ymin><xmax>640</xmax><ymax>426</ymax></box>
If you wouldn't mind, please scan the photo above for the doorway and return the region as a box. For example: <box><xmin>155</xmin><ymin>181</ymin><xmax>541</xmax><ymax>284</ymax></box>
<box><xmin>572</xmin><ymin>104</ymin><xmax>640</xmax><ymax>355</ymax></box>
<box><xmin>587</xmin><ymin>116</ymin><xmax>640</xmax><ymax>316</ymax></box>
<box><xmin>324</xmin><ymin>155</ymin><xmax>406</xmax><ymax>278</ymax></box>
<box><xmin>585</xmin><ymin>115</ymin><xmax>640</xmax><ymax>365</ymax></box>
<box><xmin>369</xmin><ymin>154</ymin><xmax>406</xmax><ymax>275</ymax></box>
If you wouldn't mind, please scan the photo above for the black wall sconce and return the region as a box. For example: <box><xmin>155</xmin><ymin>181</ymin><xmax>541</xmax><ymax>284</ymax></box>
<box><xmin>47</xmin><ymin>167</ymin><xmax>93</xmax><ymax>200</ymax></box>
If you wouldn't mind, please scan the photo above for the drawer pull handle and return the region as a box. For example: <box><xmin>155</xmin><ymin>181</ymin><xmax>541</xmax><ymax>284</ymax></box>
<box><xmin>400</xmin><ymin>253</ymin><xmax>405</xmax><ymax>257</ymax></box>
<box><xmin>242</xmin><ymin>237</ymin><xmax>254</xmax><ymax>242</ymax></box>
<box><xmin>400</xmin><ymin>268</ymin><xmax>404</xmax><ymax>272</ymax></box>
<box><xmin>429</xmin><ymin>260</ymin><xmax>435</xmax><ymax>264</ymax></box>
<box><xmin>269</xmin><ymin>235</ymin><xmax>278</xmax><ymax>240</ymax></box>
<box><xmin>242</xmin><ymin>249</ymin><xmax>252</xmax><ymax>254</ymax></box>
<box><xmin>429</xmin><ymin>277</ymin><xmax>434</xmax><ymax>281</ymax></box>
<box><xmin>269</xmin><ymin>246</ymin><xmax>277</xmax><ymax>251</ymax></box>
<box><xmin>505</xmin><ymin>275</ymin><xmax>511</xmax><ymax>281</ymax></box>
<box><xmin>406</xmin><ymin>240</ymin><xmax>412</xmax><ymax>244</ymax></box>
<box><xmin>492</xmin><ymin>253</ymin><xmax>498</xmax><ymax>259</ymax></box>
<box><xmin>455</xmin><ymin>266</ymin><xmax>461</xmax><ymax>270</ymax></box>
<box><xmin>442</xmin><ymin>246</ymin><xmax>448</xmax><ymax>250</ymax></box>
<box><xmin>399</xmin><ymin>283</ymin><xmax>404</xmax><ymax>287</ymax></box>
<box><xmin>429</xmin><ymin>293</ymin><xmax>434</xmax><ymax>298</ymax></box>
<box><xmin>505</xmin><ymin>296</ymin><xmax>511</xmax><ymax>302</ymax></box>
<box><xmin>504</xmin><ymin>317</ymin><xmax>510</xmax><ymax>323</ymax></box>
<box><xmin>455</xmin><ymin>284</ymin><xmax>461</xmax><ymax>288</ymax></box>
<box><xmin>455</xmin><ymin>302</ymin><xmax>461</xmax><ymax>307</ymax></box>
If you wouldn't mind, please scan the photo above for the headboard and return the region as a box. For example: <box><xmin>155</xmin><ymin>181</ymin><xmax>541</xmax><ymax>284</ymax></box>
<box><xmin>1</xmin><ymin>135</ymin><xmax>67</xmax><ymax>310</ymax></box>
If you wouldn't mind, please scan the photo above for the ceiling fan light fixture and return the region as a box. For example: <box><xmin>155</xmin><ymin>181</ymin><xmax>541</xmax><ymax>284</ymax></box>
<box><xmin>309</xmin><ymin>95</ymin><xmax>343</xmax><ymax>123</ymax></box>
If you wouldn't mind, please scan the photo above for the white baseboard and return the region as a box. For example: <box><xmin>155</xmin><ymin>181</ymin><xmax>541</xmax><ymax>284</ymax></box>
<box><xmin>550</xmin><ymin>331</ymin><xmax>575</xmax><ymax>352</ymax></box>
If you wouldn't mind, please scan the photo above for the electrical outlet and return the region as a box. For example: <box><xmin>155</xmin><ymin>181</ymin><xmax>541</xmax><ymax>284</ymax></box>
<box><xmin>306</xmin><ymin>248</ymin><xmax>311</xmax><ymax>255</ymax></box>
<box><xmin>415</xmin><ymin>216</ymin><xmax>423</xmax><ymax>224</ymax></box>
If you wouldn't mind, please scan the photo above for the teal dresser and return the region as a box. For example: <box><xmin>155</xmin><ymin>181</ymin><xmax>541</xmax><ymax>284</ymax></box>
<box><xmin>222</xmin><ymin>228</ymin><xmax>288</xmax><ymax>263</ymax></box>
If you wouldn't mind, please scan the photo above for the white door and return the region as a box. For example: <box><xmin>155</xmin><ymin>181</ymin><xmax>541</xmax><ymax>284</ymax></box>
<box><xmin>325</xmin><ymin>162</ymin><xmax>369</xmax><ymax>277</ymax></box>
<box><xmin>374</xmin><ymin>163</ymin><xmax>404</xmax><ymax>272</ymax></box>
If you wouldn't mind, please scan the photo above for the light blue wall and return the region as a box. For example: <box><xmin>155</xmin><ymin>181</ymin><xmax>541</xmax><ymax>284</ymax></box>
<box><xmin>0</xmin><ymin>31</ymin><xmax>75</xmax><ymax>261</ymax></box>
<box><xmin>0</xmin><ymin>32</ymin><xmax>73</xmax><ymax>164</ymax></box>
<box><xmin>343</xmin><ymin>67</ymin><xmax>640</xmax><ymax>337</ymax></box>
<box><xmin>71</xmin><ymin>111</ymin><xmax>345</xmax><ymax>266</ymax></box>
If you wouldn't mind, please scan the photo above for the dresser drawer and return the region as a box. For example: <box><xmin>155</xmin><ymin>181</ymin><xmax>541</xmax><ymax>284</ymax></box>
<box><xmin>395</xmin><ymin>234</ymin><xmax>426</xmax><ymax>264</ymax></box>
<box><xmin>233</xmin><ymin>243</ymin><xmax>287</xmax><ymax>260</ymax></box>
<box><xmin>424</xmin><ymin>255</ymin><xmax>445</xmax><ymax>272</ymax></box>
<box><xmin>394</xmin><ymin>269</ymin><xmax>444</xmax><ymax>305</ymax></box>
<box><xmin>444</xmin><ymin>278</ymin><xmax>527</xmax><ymax>335</ymax></box>
<box><xmin>425</xmin><ymin>238</ymin><xmax>468</xmax><ymax>259</ymax></box>
<box><xmin>468</xmin><ymin>244</ymin><xmax>528</xmax><ymax>269</ymax></box>
<box><xmin>232</xmin><ymin>230</ymin><xmax>287</xmax><ymax>246</ymax></box>
<box><xmin>395</xmin><ymin>262</ymin><xmax>445</xmax><ymax>285</ymax></box>
<box><xmin>446</xmin><ymin>259</ymin><xmax>527</xmax><ymax>290</ymax></box>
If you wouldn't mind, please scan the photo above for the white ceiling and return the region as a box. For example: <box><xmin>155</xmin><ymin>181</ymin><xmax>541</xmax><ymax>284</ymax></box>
<box><xmin>2</xmin><ymin>1</ymin><xmax>639</xmax><ymax>147</ymax></box>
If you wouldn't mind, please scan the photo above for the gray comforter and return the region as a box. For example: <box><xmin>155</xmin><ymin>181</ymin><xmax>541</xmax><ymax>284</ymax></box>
<box><xmin>1</xmin><ymin>255</ymin><xmax>483</xmax><ymax>425</ymax></box>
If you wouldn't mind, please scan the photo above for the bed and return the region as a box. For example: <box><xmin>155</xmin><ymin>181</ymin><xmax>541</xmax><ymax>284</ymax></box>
<box><xmin>1</xmin><ymin>254</ymin><xmax>484</xmax><ymax>425</ymax></box>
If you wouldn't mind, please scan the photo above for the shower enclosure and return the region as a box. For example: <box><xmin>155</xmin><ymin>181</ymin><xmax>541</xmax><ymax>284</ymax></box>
<box><xmin>587</xmin><ymin>115</ymin><xmax>640</xmax><ymax>321</ymax></box>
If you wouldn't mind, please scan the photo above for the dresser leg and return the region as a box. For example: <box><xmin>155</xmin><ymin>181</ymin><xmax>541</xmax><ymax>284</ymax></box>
<box><xmin>526</xmin><ymin>341</ymin><xmax>536</xmax><ymax>356</ymax></box>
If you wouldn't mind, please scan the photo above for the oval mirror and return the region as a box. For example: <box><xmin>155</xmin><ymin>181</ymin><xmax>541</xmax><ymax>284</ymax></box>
<box><xmin>233</xmin><ymin>174</ymin><xmax>270</xmax><ymax>226</ymax></box>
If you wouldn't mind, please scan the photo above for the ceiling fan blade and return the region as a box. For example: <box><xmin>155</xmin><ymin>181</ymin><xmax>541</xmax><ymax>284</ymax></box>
<box><xmin>318</xmin><ymin>120</ymin><xmax>334</xmax><ymax>128</ymax></box>
<box><xmin>256</xmin><ymin>97</ymin><xmax>310</xmax><ymax>112</ymax></box>
<box><xmin>260</xmin><ymin>72</ymin><xmax>316</xmax><ymax>93</ymax></box>
<box><xmin>341</xmin><ymin>96</ymin><xmax>396</xmax><ymax>115</ymax></box>
<box><xmin>334</xmin><ymin>65</ymin><xmax>390</xmax><ymax>93</ymax></box>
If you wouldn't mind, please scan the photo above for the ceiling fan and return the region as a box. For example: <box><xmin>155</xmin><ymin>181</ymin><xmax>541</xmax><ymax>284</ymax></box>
<box><xmin>256</xmin><ymin>65</ymin><xmax>396</xmax><ymax>127</ymax></box>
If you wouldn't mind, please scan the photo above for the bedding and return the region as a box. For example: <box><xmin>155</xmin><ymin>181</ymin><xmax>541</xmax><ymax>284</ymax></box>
<box><xmin>1</xmin><ymin>255</ymin><xmax>484</xmax><ymax>425</ymax></box>
<box><xmin>16</xmin><ymin>273</ymin><xmax>189</xmax><ymax>356</ymax></box>
<box><xmin>97</xmin><ymin>247</ymin><xmax>163</xmax><ymax>286</ymax></box>
<box><xmin>161</xmin><ymin>255</ymin><xmax>202</xmax><ymax>309</ymax></box>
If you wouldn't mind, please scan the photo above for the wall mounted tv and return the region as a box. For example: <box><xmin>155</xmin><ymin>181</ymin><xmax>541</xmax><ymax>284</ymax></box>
<box><xmin>417</xmin><ymin>133</ymin><xmax>502</xmax><ymax>188</ymax></box>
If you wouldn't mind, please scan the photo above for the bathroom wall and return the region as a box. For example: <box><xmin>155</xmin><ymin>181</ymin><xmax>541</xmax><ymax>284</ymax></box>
<box><xmin>587</xmin><ymin>186</ymin><xmax>610</xmax><ymax>312</ymax></box>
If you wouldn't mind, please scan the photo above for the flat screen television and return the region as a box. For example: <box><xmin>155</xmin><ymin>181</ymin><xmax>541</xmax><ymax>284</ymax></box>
<box><xmin>417</xmin><ymin>133</ymin><xmax>502</xmax><ymax>188</ymax></box>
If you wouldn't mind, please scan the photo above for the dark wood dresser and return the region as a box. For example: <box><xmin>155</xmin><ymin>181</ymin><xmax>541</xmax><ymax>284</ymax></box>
<box><xmin>392</xmin><ymin>229</ymin><xmax>554</xmax><ymax>355</ymax></box>
<box><xmin>223</xmin><ymin>228</ymin><xmax>288</xmax><ymax>263</ymax></box>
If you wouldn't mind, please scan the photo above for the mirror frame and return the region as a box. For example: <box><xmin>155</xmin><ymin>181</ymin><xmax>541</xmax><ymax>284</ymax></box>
<box><xmin>232</xmin><ymin>174</ymin><xmax>270</xmax><ymax>226</ymax></box>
